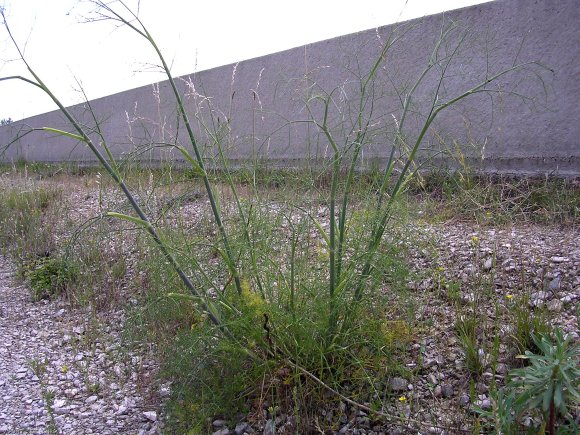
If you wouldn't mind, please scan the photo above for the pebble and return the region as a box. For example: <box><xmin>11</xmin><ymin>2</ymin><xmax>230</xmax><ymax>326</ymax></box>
<box><xmin>234</xmin><ymin>422</ymin><xmax>249</xmax><ymax>435</ymax></box>
<box><xmin>213</xmin><ymin>419</ymin><xmax>227</xmax><ymax>428</ymax></box>
<box><xmin>85</xmin><ymin>395</ymin><xmax>98</xmax><ymax>405</ymax></box>
<box><xmin>389</xmin><ymin>377</ymin><xmax>408</xmax><ymax>392</ymax></box>
<box><xmin>441</xmin><ymin>384</ymin><xmax>454</xmax><ymax>398</ymax></box>
<box><xmin>143</xmin><ymin>411</ymin><xmax>157</xmax><ymax>422</ymax></box>
<box><xmin>263</xmin><ymin>419</ymin><xmax>276</xmax><ymax>435</ymax></box>
<box><xmin>547</xmin><ymin>299</ymin><xmax>563</xmax><ymax>312</ymax></box>
<box><xmin>475</xmin><ymin>398</ymin><xmax>491</xmax><ymax>411</ymax></box>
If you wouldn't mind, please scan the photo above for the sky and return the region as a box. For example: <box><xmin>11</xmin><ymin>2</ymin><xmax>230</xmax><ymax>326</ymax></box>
<box><xmin>0</xmin><ymin>0</ymin><xmax>491</xmax><ymax>121</ymax></box>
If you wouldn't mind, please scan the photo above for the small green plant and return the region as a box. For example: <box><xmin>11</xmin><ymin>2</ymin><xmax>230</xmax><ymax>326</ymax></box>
<box><xmin>509</xmin><ymin>330</ymin><xmax>580</xmax><ymax>434</ymax></box>
<box><xmin>476</xmin><ymin>329</ymin><xmax>580</xmax><ymax>434</ymax></box>
<box><xmin>29</xmin><ymin>358</ymin><xmax>59</xmax><ymax>434</ymax></box>
<box><xmin>474</xmin><ymin>387</ymin><xmax>518</xmax><ymax>434</ymax></box>
<box><xmin>455</xmin><ymin>314</ymin><xmax>484</xmax><ymax>377</ymax></box>
<box><xmin>510</xmin><ymin>294</ymin><xmax>551</xmax><ymax>359</ymax></box>
<box><xmin>27</xmin><ymin>256</ymin><xmax>79</xmax><ymax>301</ymax></box>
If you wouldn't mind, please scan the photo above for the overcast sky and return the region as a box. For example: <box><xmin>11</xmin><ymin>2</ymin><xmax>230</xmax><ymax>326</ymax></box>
<box><xmin>0</xmin><ymin>0</ymin><xmax>491</xmax><ymax>121</ymax></box>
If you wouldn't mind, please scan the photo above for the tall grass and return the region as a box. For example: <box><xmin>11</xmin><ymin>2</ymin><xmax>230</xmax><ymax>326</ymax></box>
<box><xmin>0</xmin><ymin>1</ymin><xmax>551</xmax><ymax>430</ymax></box>
<box><xmin>0</xmin><ymin>181</ymin><xmax>60</xmax><ymax>269</ymax></box>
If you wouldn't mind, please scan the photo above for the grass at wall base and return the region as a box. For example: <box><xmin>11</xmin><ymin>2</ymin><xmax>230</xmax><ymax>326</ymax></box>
<box><xmin>0</xmin><ymin>1</ymin><xmax>563</xmax><ymax>432</ymax></box>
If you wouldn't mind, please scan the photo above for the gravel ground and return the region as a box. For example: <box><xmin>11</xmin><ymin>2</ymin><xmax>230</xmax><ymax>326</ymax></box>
<box><xmin>0</xmin><ymin>173</ymin><xmax>578</xmax><ymax>434</ymax></box>
<box><xmin>0</xmin><ymin>256</ymin><xmax>163</xmax><ymax>435</ymax></box>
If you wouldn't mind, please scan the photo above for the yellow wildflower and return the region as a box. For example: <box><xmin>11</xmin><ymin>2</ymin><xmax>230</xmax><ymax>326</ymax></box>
<box><xmin>398</xmin><ymin>396</ymin><xmax>407</xmax><ymax>402</ymax></box>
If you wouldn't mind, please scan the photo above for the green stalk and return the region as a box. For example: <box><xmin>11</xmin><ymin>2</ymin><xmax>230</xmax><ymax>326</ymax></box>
<box><xmin>97</xmin><ymin>1</ymin><xmax>242</xmax><ymax>295</ymax></box>
<box><xmin>351</xmin><ymin>63</ymin><xmax>534</xmax><ymax>308</ymax></box>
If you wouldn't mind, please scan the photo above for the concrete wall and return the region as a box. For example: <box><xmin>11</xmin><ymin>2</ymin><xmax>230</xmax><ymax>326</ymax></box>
<box><xmin>1</xmin><ymin>0</ymin><xmax>579</xmax><ymax>175</ymax></box>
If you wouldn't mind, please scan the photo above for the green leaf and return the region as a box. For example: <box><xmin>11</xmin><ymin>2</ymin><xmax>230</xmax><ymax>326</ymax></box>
<box><xmin>553</xmin><ymin>383</ymin><xmax>563</xmax><ymax>411</ymax></box>
<box><xmin>42</xmin><ymin>127</ymin><xmax>86</xmax><ymax>142</ymax></box>
<box><xmin>309</xmin><ymin>215</ymin><xmax>330</xmax><ymax>247</ymax></box>
<box><xmin>166</xmin><ymin>292</ymin><xmax>197</xmax><ymax>301</ymax></box>
<box><xmin>106</xmin><ymin>212</ymin><xmax>150</xmax><ymax>228</ymax></box>
<box><xmin>176</xmin><ymin>146</ymin><xmax>206</xmax><ymax>177</ymax></box>
<box><xmin>542</xmin><ymin>383</ymin><xmax>553</xmax><ymax>412</ymax></box>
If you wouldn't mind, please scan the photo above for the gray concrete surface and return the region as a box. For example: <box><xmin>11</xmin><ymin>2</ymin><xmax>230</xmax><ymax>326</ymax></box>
<box><xmin>1</xmin><ymin>0</ymin><xmax>579</xmax><ymax>175</ymax></box>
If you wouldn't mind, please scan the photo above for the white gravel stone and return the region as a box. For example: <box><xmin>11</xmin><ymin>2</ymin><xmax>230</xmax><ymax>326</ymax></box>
<box><xmin>143</xmin><ymin>411</ymin><xmax>157</xmax><ymax>422</ymax></box>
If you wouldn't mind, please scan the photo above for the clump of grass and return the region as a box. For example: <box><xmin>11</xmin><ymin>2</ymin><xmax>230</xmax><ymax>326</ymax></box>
<box><xmin>455</xmin><ymin>314</ymin><xmax>484</xmax><ymax>377</ymax></box>
<box><xmin>411</xmin><ymin>173</ymin><xmax>579</xmax><ymax>224</ymax></box>
<box><xmin>509</xmin><ymin>295</ymin><xmax>551</xmax><ymax>361</ymax></box>
<box><xmin>0</xmin><ymin>185</ymin><xmax>60</xmax><ymax>269</ymax></box>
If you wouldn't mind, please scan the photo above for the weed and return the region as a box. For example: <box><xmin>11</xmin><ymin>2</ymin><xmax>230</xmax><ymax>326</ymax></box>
<box><xmin>0</xmin><ymin>186</ymin><xmax>60</xmax><ymax>267</ymax></box>
<box><xmin>412</xmin><ymin>174</ymin><xmax>579</xmax><ymax>225</ymax></box>
<box><xmin>510</xmin><ymin>294</ymin><xmax>551</xmax><ymax>360</ymax></box>
<box><xmin>29</xmin><ymin>358</ymin><xmax>59</xmax><ymax>434</ymax></box>
<box><xmin>509</xmin><ymin>330</ymin><xmax>580</xmax><ymax>434</ymax></box>
<box><xmin>455</xmin><ymin>314</ymin><xmax>484</xmax><ymax>377</ymax></box>
<box><xmin>26</xmin><ymin>256</ymin><xmax>79</xmax><ymax>301</ymax></box>
<box><xmin>476</xmin><ymin>329</ymin><xmax>580</xmax><ymax>434</ymax></box>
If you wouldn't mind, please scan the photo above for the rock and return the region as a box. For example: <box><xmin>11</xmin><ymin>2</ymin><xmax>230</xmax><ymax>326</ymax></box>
<box><xmin>264</xmin><ymin>419</ymin><xmax>276</xmax><ymax>435</ymax></box>
<box><xmin>53</xmin><ymin>406</ymin><xmax>70</xmax><ymax>415</ymax></box>
<box><xmin>53</xmin><ymin>399</ymin><xmax>66</xmax><ymax>409</ymax></box>
<box><xmin>495</xmin><ymin>363</ymin><xmax>508</xmax><ymax>375</ymax></box>
<box><xmin>483</xmin><ymin>258</ymin><xmax>493</xmax><ymax>271</ymax></box>
<box><xmin>424</xmin><ymin>358</ymin><xmax>438</xmax><ymax>368</ymax></box>
<box><xmin>550</xmin><ymin>256</ymin><xmax>569</xmax><ymax>263</ymax></box>
<box><xmin>212</xmin><ymin>419</ymin><xmax>227</xmax><ymax>428</ymax></box>
<box><xmin>428</xmin><ymin>374</ymin><xmax>438</xmax><ymax>385</ymax></box>
<box><xmin>389</xmin><ymin>377</ymin><xmax>408</xmax><ymax>392</ymax></box>
<box><xmin>547</xmin><ymin>299</ymin><xmax>563</xmax><ymax>312</ymax></box>
<box><xmin>530</xmin><ymin>291</ymin><xmax>550</xmax><ymax>307</ymax></box>
<box><xmin>85</xmin><ymin>395</ymin><xmax>98</xmax><ymax>405</ymax></box>
<box><xmin>475</xmin><ymin>398</ymin><xmax>491</xmax><ymax>411</ymax></box>
<box><xmin>234</xmin><ymin>422</ymin><xmax>249</xmax><ymax>435</ymax></box>
<box><xmin>548</xmin><ymin>277</ymin><xmax>561</xmax><ymax>292</ymax></box>
<box><xmin>561</xmin><ymin>293</ymin><xmax>577</xmax><ymax>303</ymax></box>
<box><xmin>143</xmin><ymin>411</ymin><xmax>157</xmax><ymax>422</ymax></box>
<box><xmin>476</xmin><ymin>382</ymin><xmax>489</xmax><ymax>394</ymax></box>
<box><xmin>212</xmin><ymin>430</ymin><xmax>230</xmax><ymax>435</ymax></box>
<box><xmin>442</xmin><ymin>384</ymin><xmax>454</xmax><ymax>398</ymax></box>
<box><xmin>433</xmin><ymin>385</ymin><xmax>442</xmax><ymax>397</ymax></box>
